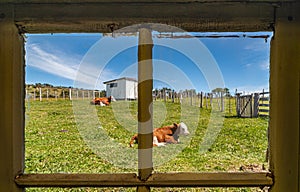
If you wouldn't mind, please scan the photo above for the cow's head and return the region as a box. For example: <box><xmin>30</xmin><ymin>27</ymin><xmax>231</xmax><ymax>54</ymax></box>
<box><xmin>178</xmin><ymin>122</ymin><xmax>190</xmax><ymax>136</ymax></box>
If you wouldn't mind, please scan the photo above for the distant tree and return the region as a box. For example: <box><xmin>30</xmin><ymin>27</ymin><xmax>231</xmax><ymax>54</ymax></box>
<box><xmin>35</xmin><ymin>83</ymin><xmax>42</xmax><ymax>88</ymax></box>
<box><xmin>224</xmin><ymin>88</ymin><xmax>231</xmax><ymax>97</ymax></box>
<box><xmin>212</xmin><ymin>87</ymin><xmax>230</xmax><ymax>98</ymax></box>
<box><xmin>42</xmin><ymin>83</ymin><xmax>53</xmax><ymax>88</ymax></box>
<box><xmin>100</xmin><ymin>90</ymin><xmax>106</xmax><ymax>97</ymax></box>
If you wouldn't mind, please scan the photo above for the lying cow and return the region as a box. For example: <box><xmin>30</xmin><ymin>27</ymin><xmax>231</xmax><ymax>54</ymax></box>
<box><xmin>90</xmin><ymin>96</ymin><xmax>115</xmax><ymax>106</ymax></box>
<box><xmin>129</xmin><ymin>122</ymin><xmax>190</xmax><ymax>147</ymax></box>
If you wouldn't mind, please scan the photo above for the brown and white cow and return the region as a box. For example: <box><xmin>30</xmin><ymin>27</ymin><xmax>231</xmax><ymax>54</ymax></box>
<box><xmin>129</xmin><ymin>122</ymin><xmax>190</xmax><ymax>147</ymax></box>
<box><xmin>90</xmin><ymin>96</ymin><xmax>115</xmax><ymax>106</ymax></box>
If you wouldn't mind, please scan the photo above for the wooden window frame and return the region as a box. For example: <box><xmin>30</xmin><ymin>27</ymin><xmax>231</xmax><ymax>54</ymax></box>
<box><xmin>0</xmin><ymin>1</ymin><xmax>299</xmax><ymax>192</ymax></box>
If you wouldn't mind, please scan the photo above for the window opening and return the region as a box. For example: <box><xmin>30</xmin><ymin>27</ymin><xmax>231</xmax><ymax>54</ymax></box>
<box><xmin>24</xmin><ymin>29</ymin><xmax>272</xmax><ymax>191</ymax></box>
<box><xmin>110</xmin><ymin>83</ymin><xmax>118</xmax><ymax>88</ymax></box>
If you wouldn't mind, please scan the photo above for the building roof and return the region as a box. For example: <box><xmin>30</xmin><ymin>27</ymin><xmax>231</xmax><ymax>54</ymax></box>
<box><xmin>103</xmin><ymin>77</ymin><xmax>137</xmax><ymax>84</ymax></box>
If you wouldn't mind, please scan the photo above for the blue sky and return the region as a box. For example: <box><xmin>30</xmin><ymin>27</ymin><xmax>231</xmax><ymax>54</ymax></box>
<box><xmin>25</xmin><ymin>32</ymin><xmax>272</xmax><ymax>94</ymax></box>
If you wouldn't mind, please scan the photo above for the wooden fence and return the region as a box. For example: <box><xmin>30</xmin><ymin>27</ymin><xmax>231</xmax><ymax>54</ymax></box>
<box><xmin>25</xmin><ymin>87</ymin><xmax>103</xmax><ymax>101</ymax></box>
<box><xmin>26</xmin><ymin>87</ymin><xmax>238</xmax><ymax>114</ymax></box>
<box><xmin>153</xmin><ymin>90</ymin><xmax>232</xmax><ymax>113</ymax></box>
<box><xmin>258</xmin><ymin>91</ymin><xmax>270</xmax><ymax>117</ymax></box>
<box><xmin>236</xmin><ymin>90</ymin><xmax>269</xmax><ymax>118</ymax></box>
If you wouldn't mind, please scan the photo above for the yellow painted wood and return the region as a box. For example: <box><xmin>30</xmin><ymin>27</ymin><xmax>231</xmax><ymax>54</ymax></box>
<box><xmin>3</xmin><ymin>2</ymin><xmax>278</xmax><ymax>33</ymax></box>
<box><xmin>0</xmin><ymin>1</ymin><xmax>298</xmax><ymax>191</ymax></box>
<box><xmin>269</xmin><ymin>18</ymin><xmax>300</xmax><ymax>192</ymax></box>
<box><xmin>15</xmin><ymin>172</ymin><xmax>273</xmax><ymax>187</ymax></box>
<box><xmin>15</xmin><ymin>173</ymin><xmax>140</xmax><ymax>187</ymax></box>
<box><xmin>0</xmin><ymin>5</ymin><xmax>25</xmax><ymax>192</ymax></box>
<box><xmin>137</xmin><ymin>186</ymin><xmax>151</xmax><ymax>192</ymax></box>
<box><xmin>138</xmin><ymin>28</ymin><xmax>153</xmax><ymax>183</ymax></box>
<box><xmin>0</xmin><ymin>0</ymin><xmax>295</xmax><ymax>3</ymax></box>
<box><xmin>147</xmin><ymin>172</ymin><xmax>273</xmax><ymax>187</ymax></box>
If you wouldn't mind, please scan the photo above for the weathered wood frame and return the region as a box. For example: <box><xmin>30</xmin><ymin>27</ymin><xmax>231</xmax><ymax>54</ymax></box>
<box><xmin>0</xmin><ymin>1</ymin><xmax>299</xmax><ymax>192</ymax></box>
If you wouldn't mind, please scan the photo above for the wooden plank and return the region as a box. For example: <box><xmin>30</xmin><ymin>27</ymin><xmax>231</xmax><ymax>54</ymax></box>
<box><xmin>259</xmin><ymin>114</ymin><xmax>270</xmax><ymax>117</ymax></box>
<box><xmin>269</xmin><ymin>11</ymin><xmax>300</xmax><ymax>191</ymax></box>
<box><xmin>0</xmin><ymin>0</ymin><xmax>296</xmax><ymax>3</ymax></box>
<box><xmin>259</xmin><ymin>92</ymin><xmax>270</xmax><ymax>95</ymax></box>
<box><xmin>147</xmin><ymin>172</ymin><xmax>273</xmax><ymax>187</ymax></box>
<box><xmin>15</xmin><ymin>173</ymin><xmax>140</xmax><ymax>187</ymax></box>
<box><xmin>260</xmin><ymin>97</ymin><xmax>269</xmax><ymax>101</ymax></box>
<box><xmin>10</xmin><ymin>2</ymin><xmax>277</xmax><ymax>33</ymax></box>
<box><xmin>137</xmin><ymin>28</ymin><xmax>153</xmax><ymax>182</ymax></box>
<box><xmin>15</xmin><ymin>172</ymin><xmax>273</xmax><ymax>187</ymax></box>
<box><xmin>0</xmin><ymin>5</ymin><xmax>25</xmax><ymax>192</ymax></box>
<box><xmin>259</xmin><ymin>114</ymin><xmax>269</xmax><ymax>117</ymax></box>
<box><xmin>259</xmin><ymin>109</ymin><xmax>269</xmax><ymax>113</ymax></box>
<box><xmin>259</xmin><ymin>104</ymin><xmax>270</xmax><ymax>107</ymax></box>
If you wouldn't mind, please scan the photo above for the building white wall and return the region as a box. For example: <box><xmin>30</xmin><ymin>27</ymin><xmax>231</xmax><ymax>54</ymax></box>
<box><xmin>105</xmin><ymin>78</ymin><xmax>137</xmax><ymax>100</ymax></box>
<box><xmin>125</xmin><ymin>80</ymin><xmax>137</xmax><ymax>100</ymax></box>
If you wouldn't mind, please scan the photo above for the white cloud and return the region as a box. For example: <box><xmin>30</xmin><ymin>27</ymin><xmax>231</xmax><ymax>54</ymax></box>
<box><xmin>260</xmin><ymin>60</ymin><xmax>270</xmax><ymax>70</ymax></box>
<box><xmin>245</xmin><ymin>63</ymin><xmax>252</xmax><ymax>68</ymax></box>
<box><xmin>26</xmin><ymin>44</ymin><xmax>117</xmax><ymax>89</ymax></box>
<box><xmin>26</xmin><ymin>44</ymin><xmax>79</xmax><ymax>80</ymax></box>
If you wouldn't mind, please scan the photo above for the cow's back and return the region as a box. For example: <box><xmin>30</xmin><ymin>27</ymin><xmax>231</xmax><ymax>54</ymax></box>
<box><xmin>153</xmin><ymin>126</ymin><xmax>177</xmax><ymax>142</ymax></box>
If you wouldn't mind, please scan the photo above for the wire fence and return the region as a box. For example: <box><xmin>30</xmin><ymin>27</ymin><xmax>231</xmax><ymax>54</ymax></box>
<box><xmin>26</xmin><ymin>86</ymin><xmax>270</xmax><ymax>117</ymax></box>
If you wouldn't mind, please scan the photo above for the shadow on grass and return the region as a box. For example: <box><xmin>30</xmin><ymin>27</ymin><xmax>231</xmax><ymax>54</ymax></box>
<box><xmin>225</xmin><ymin>115</ymin><xmax>269</xmax><ymax>120</ymax></box>
<box><xmin>224</xmin><ymin>115</ymin><xmax>239</xmax><ymax>119</ymax></box>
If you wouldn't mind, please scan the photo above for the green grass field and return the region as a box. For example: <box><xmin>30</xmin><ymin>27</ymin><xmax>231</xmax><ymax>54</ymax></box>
<box><xmin>25</xmin><ymin>99</ymin><xmax>269</xmax><ymax>191</ymax></box>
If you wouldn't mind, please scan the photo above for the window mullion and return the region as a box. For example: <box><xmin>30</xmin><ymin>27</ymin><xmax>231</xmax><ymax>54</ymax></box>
<box><xmin>137</xmin><ymin>28</ymin><xmax>154</xmax><ymax>185</ymax></box>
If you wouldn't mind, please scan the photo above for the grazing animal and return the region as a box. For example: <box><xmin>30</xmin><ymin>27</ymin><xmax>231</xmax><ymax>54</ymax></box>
<box><xmin>90</xmin><ymin>96</ymin><xmax>115</xmax><ymax>106</ymax></box>
<box><xmin>129</xmin><ymin>122</ymin><xmax>190</xmax><ymax>147</ymax></box>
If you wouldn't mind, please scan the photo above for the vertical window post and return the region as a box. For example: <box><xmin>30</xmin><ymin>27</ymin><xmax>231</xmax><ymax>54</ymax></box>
<box><xmin>0</xmin><ymin>5</ymin><xmax>25</xmax><ymax>192</ymax></box>
<box><xmin>269</xmin><ymin>19</ymin><xmax>300</xmax><ymax>191</ymax></box>
<box><xmin>137</xmin><ymin>28</ymin><xmax>153</xmax><ymax>190</ymax></box>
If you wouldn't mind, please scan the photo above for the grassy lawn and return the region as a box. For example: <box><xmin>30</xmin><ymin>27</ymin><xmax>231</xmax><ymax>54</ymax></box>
<box><xmin>25</xmin><ymin>99</ymin><xmax>269</xmax><ymax>191</ymax></box>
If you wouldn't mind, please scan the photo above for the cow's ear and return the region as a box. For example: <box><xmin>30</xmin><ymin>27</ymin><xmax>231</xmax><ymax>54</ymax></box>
<box><xmin>173</xmin><ymin>123</ymin><xmax>178</xmax><ymax>127</ymax></box>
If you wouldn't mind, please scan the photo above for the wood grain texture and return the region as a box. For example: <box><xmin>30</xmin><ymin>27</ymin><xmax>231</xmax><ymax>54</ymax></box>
<box><xmin>10</xmin><ymin>2</ymin><xmax>276</xmax><ymax>33</ymax></box>
<box><xmin>15</xmin><ymin>172</ymin><xmax>273</xmax><ymax>187</ymax></box>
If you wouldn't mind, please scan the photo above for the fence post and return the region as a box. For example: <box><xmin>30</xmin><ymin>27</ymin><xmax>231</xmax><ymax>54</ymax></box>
<box><xmin>221</xmin><ymin>93</ymin><xmax>224</xmax><ymax>112</ymax></box>
<box><xmin>228</xmin><ymin>96</ymin><xmax>231</xmax><ymax>114</ymax></box>
<box><xmin>180</xmin><ymin>93</ymin><xmax>182</xmax><ymax>104</ymax></box>
<box><xmin>210</xmin><ymin>93</ymin><xmax>213</xmax><ymax>108</ymax></box>
<box><xmin>250</xmin><ymin>94</ymin><xmax>253</xmax><ymax>118</ymax></box>
<box><xmin>190</xmin><ymin>90</ymin><xmax>193</xmax><ymax>106</ymax></box>
<box><xmin>69</xmin><ymin>89</ymin><xmax>72</xmax><ymax>100</ymax></box>
<box><xmin>200</xmin><ymin>92</ymin><xmax>203</xmax><ymax>108</ymax></box>
<box><xmin>62</xmin><ymin>89</ymin><xmax>65</xmax><ymax>99</ymax></box>
<box><xmin>253</xmin><ymin>93</ymin><xmax>259</xmax><ymax>117</ymax></box>
<box><xmin>25</xmin><ymin>89</ymin><xmax>28</xmax><ymax>102</ymax></box>
<box><xmin>39</xmin><ymin>87</ymin><xmax>42</xmax><ymax>101</ymax></box>
<box><xmin>236</xmin><ymin>93</ymin><xmax>241</xmax><ymax>117</ymax></box>
<box><xmin>205</xmin><ymin>93</ymin><xmax>208</xmax><ymax>109</ymax></box>
<box><xmin>172</xmin><ymin>90</ymin><xmax>175</xmax><ymax>103</ymax></box>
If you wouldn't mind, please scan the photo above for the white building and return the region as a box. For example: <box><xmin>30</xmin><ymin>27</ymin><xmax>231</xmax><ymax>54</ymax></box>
<box><xmin>103</xmin><ymin>77</ymin><xmax>137</xmax><ymax>100</ymax></box>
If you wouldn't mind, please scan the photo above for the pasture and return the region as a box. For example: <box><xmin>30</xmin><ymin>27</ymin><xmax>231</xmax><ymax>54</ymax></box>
<box><xmin>25</xmin><ymin>99</ymin><xmax>269</xmax><ymax>191</ymax></box>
